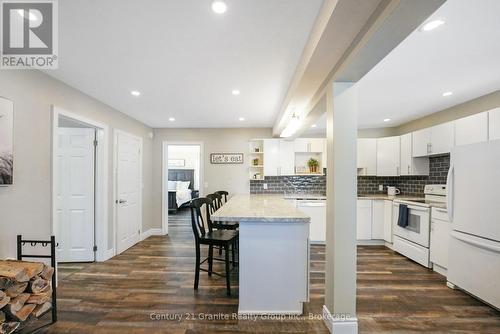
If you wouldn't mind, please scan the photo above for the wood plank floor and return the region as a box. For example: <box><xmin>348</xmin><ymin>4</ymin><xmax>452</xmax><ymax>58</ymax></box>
<box><xmin>39</xmin><ymin>209</ymin><xmax>500</xmax><ymax>333</ymax></box>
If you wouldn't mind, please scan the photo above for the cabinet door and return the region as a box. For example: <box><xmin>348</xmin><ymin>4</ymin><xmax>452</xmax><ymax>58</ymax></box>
<box><xmin>400</xmin><ymin>133</ymin><xmax>412</xmax><ymax>175</ymax></box>
<box><xmin>376</xmin><ymin>136</ymin><xmax>400</xmax><ymax>176</ymax></box>
<box><xmin>371</xmin><ymin>200</ymin><xmax>385</xmax><ymax>239</ymax></box>
<box><xmin>357</xmin><ymin>200</ymin><xmax>372</xmax><ymax>240</ymax></box>
<box><xmin>263</xmin><ymin>139</ymin><xmax>280</xmax><ymax>176</ymax></box>
<box><xmin>430</xmin><ymin>219</ymin><xmax>451</xmax><ymax>269</ymax></box>
<box><xmin>279</xmin><ymin>140</ymin><xmax>295</xmax><ymax>175</ymax></box>
<box><xmin>412</xmin><ymin>128</ymin><xmax>431</xmax><ymax>157</ymax></box>
<box><xmin>309</xmin><ymin>138</ymin><xmax>325</xmax><ymax>153</ymax></box>
<box><xmin>357</xmin><ymin>138</ymin><xmax>377</xmax><ymax>175</ymax></box>
<box><xmin>489</xmin><ymin>107</ymin><xmax>500</xmax><ymax>141</ymax></box>
<box><xmin>383</xmin><ymin>200</ymin><xmax>393</xmax><ymax>242</ymax></box>
<box><xmin>294</xmin><ymin>138</ymin><xmax>309</xmax><ymax>152</ymax></box>
<box><xmin>430</xmin><ymin>121</ymin><xmax>454</xmax><ymax>155</ymax></box>
<box><xmin>455</xmin><ymin>112</ymin><xmax>488</xmax><ymax>146</ymax></box>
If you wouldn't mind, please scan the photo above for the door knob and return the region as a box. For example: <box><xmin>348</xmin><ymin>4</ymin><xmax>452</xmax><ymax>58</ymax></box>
<box><xmin>118</xmin><ymin>199</ymin><xmax>127</xmax><ymax>204</ymax></box>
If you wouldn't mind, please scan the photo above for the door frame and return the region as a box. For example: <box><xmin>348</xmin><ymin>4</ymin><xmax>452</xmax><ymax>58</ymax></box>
<box><xmin>162</xmin><ymin>141</ymin><xmax>204</xmax><ymax>235</ymax></box>
<box><xmin>113</xmin><ymin>129</ymin><xmax>143</xmax><ymax>255</ymax></box>
<box><xmin>51</xmin><ymin>106</ymin><xmax>111</xmax><ymax>262</ymax></box>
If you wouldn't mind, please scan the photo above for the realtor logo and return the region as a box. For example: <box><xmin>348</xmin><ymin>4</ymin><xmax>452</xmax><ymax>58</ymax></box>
<box><xmin>1</xmin><ymin>0</ymin><xmax>58</xmax><ymax>69</ymax></box>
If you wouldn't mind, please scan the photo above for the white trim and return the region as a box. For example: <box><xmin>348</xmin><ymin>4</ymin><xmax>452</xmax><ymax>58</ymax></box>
<box><xmin>113</xmin><ymin>129</ymin><xmax>143</xmax><ymax>256</ymax></box>
<box><xmin>322</xmin><ymin>305</ymin><xmax>358</xmax><ymax>334</ymax></box>
<box><xmin>51</xmin><ymin>106</ymin><xmax>110</xmax><ymax>263</ymax></box>
<box><xmin>356</xmin><ymin>240</ymin><xmax>385</xmax><ymax>246</ymax></box>
<box><xmin>141</xmin><ymin>228</ymin><xmax>163</xmax><ymax>241</ymax></box>
<box><xmin>161</xmin><ymin>141</ymin><xmax>204</xmax><ymax>235</ymax></box>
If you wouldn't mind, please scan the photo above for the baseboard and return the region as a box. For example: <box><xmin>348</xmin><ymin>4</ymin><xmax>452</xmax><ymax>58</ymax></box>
<box><xmin>322</xmin><ymin>305</ymin><xmax>358</xmax><ymax>334</ymax></box>
<box><xmin>357</xmin><ymin>239</ymin><xmax>385</xmax><ymax>246</ymax></box>
<box><xmin>141</xmin><ymin>228</ymin><xmax>163</xmax><ymax>241</ymax></box>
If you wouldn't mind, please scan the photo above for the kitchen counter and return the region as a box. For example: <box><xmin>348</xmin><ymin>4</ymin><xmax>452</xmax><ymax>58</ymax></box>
<box><xmin>212</xmin><ymin>195</ymin><xmax>310</xmax><ymax>315</ymax></box>
<box><xmin>358</xmin><ymin>194</ymin><xmax>425</xmax><ymax>201</ymax></box>
<box><xmin>283</xmin><ymin>193</ymin><xmax>326</xmax><ymax>200</ymax></box>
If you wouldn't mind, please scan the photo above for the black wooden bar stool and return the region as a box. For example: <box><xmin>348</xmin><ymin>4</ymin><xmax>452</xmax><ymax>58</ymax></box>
<box><xmin>189</xmin><ymin>197</ymin><xmax>238</xmax><ymax>296</ymax></box>
<box><xmin>209</xmin><ymin>193</ymin><xmax>239</xmax><ymax>230</ymax></box>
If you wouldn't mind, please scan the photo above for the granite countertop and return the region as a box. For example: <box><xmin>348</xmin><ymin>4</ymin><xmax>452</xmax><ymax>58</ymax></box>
<box><xmin>358</xmin><ymin>194</ymin><xmax>425</xmax><ymax>201</ymax></box>
<box><xmin>283</xmin><ymin>194</ymin><xmax>326</xmax><ymax>200</ymax></box>
<box><xmin>212</xmin><ymin>195</ymin><xmax>310</xmax><ymax>223</ymax></box>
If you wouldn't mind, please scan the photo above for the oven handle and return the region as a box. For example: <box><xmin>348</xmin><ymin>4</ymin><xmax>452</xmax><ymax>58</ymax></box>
<box><xmin>406</xmin><ymin>205</ymin><xmax>430</xmax><ymax>212</ymax></box>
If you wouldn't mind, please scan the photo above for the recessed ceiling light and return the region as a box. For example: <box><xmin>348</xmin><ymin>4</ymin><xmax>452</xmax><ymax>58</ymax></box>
<box><xmin>442</xmin><ymin>91</ymin><xmax>453</xmax><ymax>97</ymax></box>
<box><xmin>232</xmin><ymin>89</ymin><xmax>240</xmax><ymax>96</ymax></box>
<box><xmin>211</xmin><ymin>1</ymin><xmax>227</xmax><ymax>14</ymax></box>
<box><xmin>169</xmin><ymin>117</ymin><xmax>175</xmax><ymax>122</ymax></box>
<box><xmin>383</xmin><ymin>118</ymin><xmax>391</xmax><ymax>122</ymax></box>
<box><xmin>130</xmin><ymin>90</ymin><xmax>141</xmax><ymax>97</ymax></box>
<box><xmin>311</xmin><ymin>124</ymin><xmax>317</xmax><ymax>128</ymax></box>
<box><xmin>238</xmin><ymin>117</ymin><xmax>245</xmax><ymax>121</ymax></box>
<box><xmin>420</xmin><ymin>19</ymin><xmax>445</xmax><ymax>32</ymax></box>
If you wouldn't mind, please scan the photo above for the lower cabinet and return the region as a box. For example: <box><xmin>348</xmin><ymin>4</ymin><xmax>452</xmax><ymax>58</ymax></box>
<box><xmin>357</xmin><ymin>199</ymin><xmax>393</xmax><ymax>242</ymax></box>
<box><xmin>430</xmin><ymin>207</ymin><xmax>451</xmax><ymax>270</ymax></box>
<box><xmin>383</xmin><ymin>200</ymin><xmax>393</xmax><ymax>243</ymax></box>
<box><xmin>371</xmin><ymin>200</ymin><xmax>385</xmax><ymax>240</ymax></box>
<box><xmin>357</xmin><ymin>200</ymin><xmax>372</xmax><ymax>240</ymax></box>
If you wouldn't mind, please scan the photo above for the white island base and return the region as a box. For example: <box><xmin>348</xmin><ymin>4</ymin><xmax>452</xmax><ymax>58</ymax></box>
<box><xmin>238</xmin><ymin>221</ymin><xmax>310</xmax><ymax>314</ymax></box>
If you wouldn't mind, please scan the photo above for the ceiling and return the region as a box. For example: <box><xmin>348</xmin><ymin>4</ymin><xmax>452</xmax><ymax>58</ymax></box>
<box><xmin>356</xmin><ymin>0</ymin><xmax>500</xmax><ymax>129</ymax></box>
<box><xmin>302</xmin><ymin>0</ymin><xmax>500</xmax><ymax>135</ymax></box>
<box><xmin>46</xmin><ymin>0</ymin><xmax>324</xmax><ymax>128</ymax></box>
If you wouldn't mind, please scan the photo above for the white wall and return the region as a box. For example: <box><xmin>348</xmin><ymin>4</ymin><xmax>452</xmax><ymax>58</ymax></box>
<box><xmin>167</xmin><ymin>145</ymin><xmax>201</xmax><ymax>190</ymax></box>
<box><xmin>0</xmin><ymin>70</ymin><xmax>153</xmax><ymax>259</ymax></box>
<box><xmin>153</xmin><ymin>128</ymin><xmax>272</xmax><ymax>228</ymax></box>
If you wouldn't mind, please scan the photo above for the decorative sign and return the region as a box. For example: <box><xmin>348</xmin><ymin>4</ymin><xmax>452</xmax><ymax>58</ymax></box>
<box><xmin>210</xmin><ymin>153</ymin><xmax>244</xmax><ymax>164</ymax></box>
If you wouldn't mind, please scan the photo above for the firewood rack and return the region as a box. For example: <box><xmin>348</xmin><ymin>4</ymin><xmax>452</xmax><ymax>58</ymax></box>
<box><xmin>16</xmin><ymin>235</ymin><xmax>57</xmax><ymax>333</ymax></box>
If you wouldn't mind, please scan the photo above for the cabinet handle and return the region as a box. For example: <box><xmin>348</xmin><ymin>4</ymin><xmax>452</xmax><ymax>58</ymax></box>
<box><xmin>396</xmin><ymin>166</ymin><xmax>400</xmax><ymax>175</ymax></box>
<box><xmin>408</xmin><ymin>165</ymin><xmax>411</xmax><ymax>174</ymax></box>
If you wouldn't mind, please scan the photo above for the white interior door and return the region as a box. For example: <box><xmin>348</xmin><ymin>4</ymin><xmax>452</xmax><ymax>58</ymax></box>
<box><xmin>57</xmin><ymin>128</ymin><xmax>95</xmax><ymax>262</ymax></box>
<box><xmin>116</xmin><ymin>131</ymin><xmax>142</xmax><ymax>254</ymax></box>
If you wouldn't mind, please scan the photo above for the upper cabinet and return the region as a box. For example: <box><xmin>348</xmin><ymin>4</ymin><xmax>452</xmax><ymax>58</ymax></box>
<box><xmin>412</xmin><ymin>122</ymin><xmax>454</xmax><ymax>157</ymax></box>
<box><xmin>357</xmin><ymin>138</ymin><xmax>377</xmax><ymax>175</ymax></box>
<box><xmin>279</xmin><ymin>140</ymin><xmax>295</xmax><ymax>175</ymax></box>
<box><xmin>455</xmin><ymin>112</ymin><xmax>488</xmax><ymax>146</ymax></box>
<box><xmin>376</xmin><ymin>136</ymin><xmax>400</xmax><ymax>176</ymax></box>
<box><xmin>400</xmin><ymin>133</ymin><xmax>429</xmax><ymax>175</ymax></box>
<box><xmin>294</xmin><ymin>138</ymin><xmax>324</xmax><ymax>153</ymax></box>
<box><xmin>263</xmin><ymin>139</ymin><xmax>280</xmax><ymax>176</ymax></box>
<box><xmin>489</xmin><ymin>107</ymin><xmax>500</xmax><ymax>141</ymax></box>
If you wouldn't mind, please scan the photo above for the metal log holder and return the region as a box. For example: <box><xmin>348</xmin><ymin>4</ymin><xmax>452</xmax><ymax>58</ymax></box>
<box><xmin>16</xmin><ymin>235</ymin><xmax>57</xmax><ymax>333</ymax></box>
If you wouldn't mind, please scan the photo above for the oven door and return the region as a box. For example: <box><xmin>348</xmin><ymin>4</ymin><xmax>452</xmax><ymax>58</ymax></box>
<box><xmin>393</xmin><ymin>202</ymin><xmax>430</xmax><ymax>247</ymax></box>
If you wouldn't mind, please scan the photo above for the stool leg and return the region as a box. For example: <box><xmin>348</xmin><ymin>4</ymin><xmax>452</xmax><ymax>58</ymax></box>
<box><xmin>194</xmin><ymin>243</ymin><xmax>200</xmax><ymax>290</ymax></box>
<box><xmin>208</xmin><ymin>245</ymin><xmax>213</xmax><ymax>277</ymax></box>
<box><xmin>225</xmin><ymin>245</ymin><xmax>231</xmax><ymax>296</ymax></box>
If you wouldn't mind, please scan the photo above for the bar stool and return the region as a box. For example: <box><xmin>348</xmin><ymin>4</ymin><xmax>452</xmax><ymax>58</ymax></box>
<box><xmin>209</xmin><ymin>193</ymin><xmax>239</xmax><ymax>231</ymax></box>
<box><xmin>189</xmin><ymin>198</ymin><xmax>238</xmax><ymax>296</ymax></box>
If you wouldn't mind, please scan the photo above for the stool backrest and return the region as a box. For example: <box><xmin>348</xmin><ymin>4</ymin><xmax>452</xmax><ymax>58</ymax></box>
<box><xmin>206</xmin><ymin>194</ymin><xmax>219</xmax><ymax>214</ymax></box>
<box><xmin>189</xmin><ymin>198</ymin><xmax>213</xmax><ymax>241</ymax></box>
<box><xmin>215</xmin><ymin>191</ymin><xmax>229</xmax><ymax>204</ymax></box>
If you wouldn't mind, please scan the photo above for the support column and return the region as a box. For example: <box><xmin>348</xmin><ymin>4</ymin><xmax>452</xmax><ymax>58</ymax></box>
<box><xmin>323</xmin><ymin>82</ymin><xmax>358</xmax><ymax>333</ymax></box>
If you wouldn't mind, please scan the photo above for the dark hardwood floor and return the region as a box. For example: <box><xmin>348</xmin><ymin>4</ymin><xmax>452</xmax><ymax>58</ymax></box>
<box><xmin>40</xmin><ymin>209</ymin><xmax>500</xmax><ymax>333</ymax></box>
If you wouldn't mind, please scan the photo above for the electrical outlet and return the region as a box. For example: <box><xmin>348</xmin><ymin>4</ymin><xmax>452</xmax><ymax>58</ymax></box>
<box><xmin>379</xmin><ymin>184</ymin><xmax>384</xmax><ymax>191</ymax></box>
<box><xmin>263</xmin><ymin>183</ymin><xmax>268</xmax><ymax>190</ymax></box>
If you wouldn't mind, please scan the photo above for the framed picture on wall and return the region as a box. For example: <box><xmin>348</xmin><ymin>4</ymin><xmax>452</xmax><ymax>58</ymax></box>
<box><xmin>0</xmin><ymin>97</ymin><xmax>14</xmax><ymax>185</ymax></box>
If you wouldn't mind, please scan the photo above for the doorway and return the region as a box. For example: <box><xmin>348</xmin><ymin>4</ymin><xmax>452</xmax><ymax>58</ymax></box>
<box><xmin>162</xmin><ymin>142</ymin><xmax>203</xmax><ymax>234</ymax></box>
<box><xmin>51</xmin><ymin>106</ymin><xmax>110</xmax><ymax>263</ymax></box>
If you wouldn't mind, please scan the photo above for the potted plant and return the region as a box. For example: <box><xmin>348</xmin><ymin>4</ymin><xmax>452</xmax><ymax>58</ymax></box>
<box><xmin>307</xmin><ymin>158</ymin><xmax>319</xmax><ymax>173</ymax></box>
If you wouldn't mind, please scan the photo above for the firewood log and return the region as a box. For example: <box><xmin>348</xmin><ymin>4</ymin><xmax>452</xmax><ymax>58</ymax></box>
<box><xmin>3</xmin><ymin>304</ymin><xmax>35</xmax><ymax>322</ymax></box>
<box><xmin>40</xmin><ymin>265</ymin><xmax>54</xmax><ymax>281</ymax></box>
<box><xmin>0</xmin><ymin>278</ymin><xmax>13</xmax><ymax>290</ymax></box>
<box><xmin>7</xmin><ymin>293</ymin><xmax>30</xmax><ymax>313</ymax></box>
<box><xmin>0</xmin><ymin>263</ymin><xmax>28</xmax><ymax>283</ymax></box>
<box><xmin>0</xmin><ymin>310</ymin><xmax>5</xmax><ymax>323</ymax></box>
<box><xmin>0</xmin><ymin>322</ymin><xmax>20</xmax><ymax>334</ymax></box>
<box><xmin>28</xmin><ymin>276</ymin><xmax>50</xmax><ymax>294</ymax></box>
<box><xmin>5</xmin><ymin>282</ymin><xmax>28</xmax><ymax>298</ymax></box>
<box><xmin>26</xmin><ymin>289</ymin><xmax>52</xmax><ymax>305</ymax></box>
<box><xmin>3</xmin><ymin>261</ymin><xmax>44</xmax><ymax>280</ymax></box>
<box><xmin>32</xmin><ymin>302</ymin><xmax>51</xmax><ymax>318</ymax></box>
<box><xmin>0</xmin><ymin>294</ymin><xmax>10</xmax><ymax>310</ymax></box>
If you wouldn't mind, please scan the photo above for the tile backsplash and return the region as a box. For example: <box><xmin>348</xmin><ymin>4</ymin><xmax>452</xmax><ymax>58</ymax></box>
<box><xmin>358</xmin><ymin>155</ymin><xmax>450</xmax><ymax>196</ymax></box>
<box><xmin>250</xmin><ymin>155</ymin><xmax>450</xmax><ymax>196</ymax></box>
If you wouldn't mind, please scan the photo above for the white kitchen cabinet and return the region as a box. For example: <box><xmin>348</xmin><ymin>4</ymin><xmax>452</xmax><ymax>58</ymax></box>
<box><xmin>357</xmin><ymin>200</ymin><xmax>372</xmax><ymax>240</ymax></box>
<box><xmin>430</xmin><ymin>121</ymin><xmax>455</xmax><ymax>155</ymax></box>
<box><xmin>294</xmin><ymin>138</ymin><xmax>324</xmax><ymax>153</ymax></box>
<box><xmin>371</xmin><ymin>200</ymin><xmax>385</xmax><ymax>240</ymax></box>
<box><xmin>357</xmin><ymin>138</ymin><xmax>377</xmax><ymax>175</ymax></box>
<box><xmin>412</xmin><ymin>128</ymin><xmax>431</xmax><ymax>157</ymax></box>
<box><xmin>430</xmin><ymin>207</ymin><xmax>451</xmax><ymax>270</ymax></box>
<box><xmin>264</xmin><ymin>139</ymin><xmax>295</xmax><ymax>176</ymax></box>
<box><xmin>376</xmin><ymin>136</ymin><xmax>400</xmax><ymax>176</ymax></box>
<box><xmin>455</xmin><ymin>112</ymin><xmax>488</xmax><ymax>146</ymax></box>
<box><xmin>489</xmin><ymin>107</ymin><xmax>500</xmax><ymax>141</ymax></box>
<box><xmin>264</xmin><ymin>139</ymin><xmax>280</xmax><ymax>176</ymax></box>
<box><xmin>383</xmin><ymin>200</ymin><xmax>393</xmax><ymax>243</ymax></box>
<box><xmin>309</xmin><ymin>138</ymin><xmax>325</xmax><ymax>153</ymax></box>
<box><xmin>400</xmin><ymin>133</ymin><xmax>429</xmax><ymax>175</ymax></box>
<box><xmin>279</xmin><ymin>140</ymin><xmax>295</xmax><ymax>175</ymax></box>
<box><xmin>297</xmin><ymin>200</ymin><xmax>326</xmax><ymax>243</ymax></box>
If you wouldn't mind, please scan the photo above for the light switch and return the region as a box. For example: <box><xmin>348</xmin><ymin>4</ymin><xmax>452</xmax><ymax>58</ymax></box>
<box><xmin>263</xmin><ymin>183</ymin><xmax>268</xmax><ymax>190</ymax></box>
<box><xmin>379</xmin><ymin>184</ymin><xmax>383</xmax><ymax>191</ymax></box>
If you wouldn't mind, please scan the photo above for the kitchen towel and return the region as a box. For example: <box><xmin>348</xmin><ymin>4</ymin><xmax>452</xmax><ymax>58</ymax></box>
<box><xmin>397</xmin><ymin>204</ymin><xmax>409</xmax><ymax>228</ymax></box>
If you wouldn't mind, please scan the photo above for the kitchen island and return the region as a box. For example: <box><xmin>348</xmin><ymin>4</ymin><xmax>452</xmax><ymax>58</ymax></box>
<box><xmin>211</xmin><ymin>195</ymin><xmax>310</xmax><ymax>315</ymax></box>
